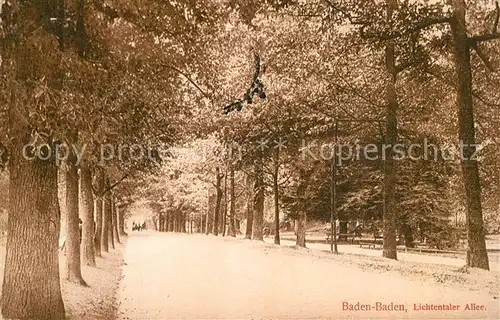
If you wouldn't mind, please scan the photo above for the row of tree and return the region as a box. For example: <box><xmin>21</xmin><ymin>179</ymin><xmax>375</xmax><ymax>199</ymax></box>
<box><xmin>0</xmin><ymin>0</ymin><xmax>226</xmax><ymax>318</ymax></box>
<box><xmin>143</xmin><ymin>0</ymin><xmax>499</xmax><ymax>273</ymax></box>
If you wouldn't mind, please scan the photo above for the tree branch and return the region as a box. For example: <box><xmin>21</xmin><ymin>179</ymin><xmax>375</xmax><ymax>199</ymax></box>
<box><xmin>469</xmin><ymin>33</ymin><xmax>500</xmax><ymax>43</ymax></box>
<box><xmin>470</xmin><ymin>2</ymin><xmax>500</xmax><ymax>43</ymax></box>
<box><xmin>493</xmin><ymin>0</ymin><xmax>500</xmax><ymax>34</ymax></box>
<box><xmin>321</xmin><ymin>0</ymin><xmax>366</xmax><ymax>25</ymax></box>
<box><xmin>161</xmin><ymin>63</ymin><xmax>211</xmax><ymax>99</ymax></box>
<box><xmin>423</xmin><ymin>67</ymin><xmax>500</xmax><ymax>107</ymax></box>
<box><xmin>101</xmin><ymin>173</ymin><xmax>130</xmax><ymax>196</ymax></box>
<box><xmin>360</xmin><ymin>17</ymin><xmax>450</xmax><ymax>41</ymax></box>
<box><xmin>471</xmin><ymin>43</ymin><xmax>496</xmax><ymax>72</ymax></box>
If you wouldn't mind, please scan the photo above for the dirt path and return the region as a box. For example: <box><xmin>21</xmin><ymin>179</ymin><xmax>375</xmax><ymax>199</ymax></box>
<box><xmin>116</xmin><ymin>232</ymin><xmax>499</xmax><ymax>319</ymax></box>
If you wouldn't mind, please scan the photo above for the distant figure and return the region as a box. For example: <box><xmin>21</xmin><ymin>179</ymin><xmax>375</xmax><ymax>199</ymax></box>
<box><xmin>141</xmin><ymin>222</ymin><xmax>146</xmax><ymax>230</ymax></box>
<box><xmin>262</xmin><ymin>226</ymin><xmax>270</xmax><ymax>237</ymax></box>
<box><xmin>132</xmin><ymin>222</ymin><xmax>143</xmax><ymax>231</ymax></box>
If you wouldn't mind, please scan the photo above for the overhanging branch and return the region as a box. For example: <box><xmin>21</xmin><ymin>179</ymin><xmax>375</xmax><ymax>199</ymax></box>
<box><xmin>161</xmin><ymin>63</ymin><xmax>211</xmax><ymax>100</ymax></box>
<box><xmin>101</xmin><ymin>173</ymin><xmax>130</xmax><ymax>196</ymax></box>
<box><xmin>471</xmin><ymin>43</ymin><xmax>496</xmax><ymax>72</ymax></box>
<box><xmin>469</xmin><ymin>33</ymin><xmax>500</xmax><ymax>43</ymax></box>
<box><xmin>360</xmin><ymin>17</ymin><xmax>450</xmax><ymax>41</ymax></box>
<box><xmin>469</xmin><ymin>0</ymin><xmax>500</xmax><ymax>43</ymax></box>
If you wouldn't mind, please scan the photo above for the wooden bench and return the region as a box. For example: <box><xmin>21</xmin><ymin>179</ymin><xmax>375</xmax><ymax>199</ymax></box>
<box><xmin>325</xmin><ymin>233</ymin><xmax>358</xmax><ymax>243</ymax></box>
<box><xmin>359</xmin><ymin>242</ymin><xmax>376</xmax><ymax>249</ymax></box>
<box><xmin>359</xmin><ymin>242</ymin><xmax>382</xmax><ymax>249</ymax></box>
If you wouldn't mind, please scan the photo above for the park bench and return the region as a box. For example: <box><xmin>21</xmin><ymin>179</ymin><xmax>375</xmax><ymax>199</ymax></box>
<box><xmin>358</xmin><ymin>234</ymin><xmax>383</xmax><ymax>249</ymax></box>
<box><xmin>325</xmin><ymin>232</ymin><xmax>359</xmax><ymax>244</ymax></box>
<box><xmin>359</xmin><ymin>242</ymin><xmax>378</xmax><ymax>249</ymax></box>
<box><xmin>359</xmin><ymin>241</ymin><xmax>384</xmax><ymax>249</ymax></box>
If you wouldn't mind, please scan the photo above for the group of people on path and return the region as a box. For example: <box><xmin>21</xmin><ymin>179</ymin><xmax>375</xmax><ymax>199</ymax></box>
<box><xmin>132</xmin><ymin>221</ymin><xmax>147</xmax><ymax>231</ymax></box>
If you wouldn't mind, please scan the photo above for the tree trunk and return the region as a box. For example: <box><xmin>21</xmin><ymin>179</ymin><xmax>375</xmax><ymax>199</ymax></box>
<box><xmin>213</xmin><ymin>167</ymin><xmax>223</xmax><ymax>236</ymax></box>
<box><xmin>204</xmin><ymin>212</ymin><xmax>209</xmax><ymax>235</ymax></box>
<box><xmin>65</xmin><ymin>140</ymin><xmax>87</xmax><ymax>285</ymax></box>
<box><xmin>382</xmin><ymin>0</ymin><xmax>399</xmax><ymax>260</ymax></box>
<box><xmin>105</xmin><ymin>193</ymin><xmax>115</xmax><ymax>249</ymax></box>
<box><xmin>296</xmin><ymin>168</ymin><xmax>308</xmax><ymax>247</ymax></box>
<box><xmin>273</xmin><ymin>148</ymin><xmax>280</xmax><ymax>245</ymax></box>
<box><xmin>222</xmin><ymin>171</ymin><xmax>228</xmax><ymax>236</ymax></box>
<box><xmin>80</xmin><ymin>163</ymin><xmax>96</xmax><ymax>266</ymax></box>
<box><xmin>158</xmin><ymin>212</ymin><xmax>164</xmax><ymax>232</ymax></box>
<box><xmin>101</xmin><ymin>194</ymin><xmax>110</xmax><ymax>252</ymax></box>
<box><xmin>450</xmin><ymin>0</ymin><xmax>489</xmax><ymax>270</ymax></box>
<box><xmin>1</xmin><ymin>136</ymin><xmax>65</xmax><ymax>319</ymax></box>
<box><xmin>252</xmin><ymin>158</ymin><xmax>265</xmax><ymax>241</ymax></box>
<box><xmin>296</xmin><ymin>215</ymin><xmax>306</xmax><ymax>247</ymax></box>
<box><xmin>338</xmin><ymin>221</ymin><xmax>348</xmax><ymax>241</ymax></box>
<box><xmin>245</xmin><ymin>173</ymin><xmax>254</xmax><ymax>239</ymax></box>
<box><xmin>403</xmin><ymin>223</ymin><xmax>414</xmax><ymax>248</ymax></box>
<box><xmin>112</xmin><ymin>197</ymin><xmax>120</xmax><ymax>244</ymax></box>
<box><xmin>173</xmin><ymin>211</ymin><xmax>178</xmax><ymax>232</ymax></box>
<box><xmin>94</xmin><ymin>169</ymin><xmax>104</xmax><ymax>256</ymax></box>
<box><xmin>181</xmin><ymin>212</ymin><xmax>187</xmax><ymax>233</ymax></box>
<box><xmin>205</xmin><ymin>195</ymin><xmax>214</xmax><ymax>235</ymax></box>
<box><xmin>201</xmin><ymin>214</ymin><xmax>206</xmax><ymax>234</ymax></box>
<box><xmin>229</xmin><ymin>166</ymin><xmax>236</xmax><ymax>237</ymax></box>
<box><xmin>94</xmin><ymin>196</ymin><xmax>103</xmax><ymax>257</ymax></box>
<box><xmin>0</xmin><ymin>3</ymin><xmax>66</xmax><ymax>317</ymax></box>
<box><xmin>102</xmin><ymin>191</ymin><xmax>115</xmax><ymax>252</ymax></box>
<box><xmin>118</xmin><ymin>204</ymin><xmax>127</xmax><ymax>236</ymax></box>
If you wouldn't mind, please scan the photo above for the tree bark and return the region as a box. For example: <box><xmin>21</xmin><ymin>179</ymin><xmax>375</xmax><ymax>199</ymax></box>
<box><xmin>65</xmin><ymin>139</ymin><xmax>87</xmax><ymax>285</ymax></box>
<box><xmin>222</xmin><ymin>171</ymin><xmax>228</xmax><ymax>236</ymax></box>
<box><xmin>229</xmin><ymin>166</ymin><xmax>236</xmax><ymax>237</ymax></box>
<box><xmin>94</xmin><ymin>196</ymin><xmax>103</xmax><ymax>257</ymax></box>
<box><xmin>450</xmin><ymin>0</ymin><xmax>489</xmax><ymax>270</ymax></box>
<box><xmin>80</xmin><ymin>163</ymin><xmax>96</xmax><ymax>266</ymax></box>
<box><xmin>173</xmin><ymin>211</ymin><xmax>178</xmax><ymax>232</ymax></box>
<box><xmin>382</xmin><ymin>0</ymin><xmax>399</xmax><ymax>260</ymax></box>
<box><xmin>94</xmin><ymin>169</ymin><xmax>104</xmax><ymax>256</ymax></box>
<box><xmin>0</xmin><ymin>0</ymin><xmax>66</xmax><ymax>315</ymax></box>
<box><xmin>403</xmin><ymin>223</ymin><xmax>414</xmax><ymax>248</ymax></box>
<box><xmin>181</xmin><ymin>212</ymin><xmax>187</xmax><ymax>233</ymax></box>
<box><xmin>273</xmin><ymin>148</ymin><xmax>280</xmax><ymax>245</ymax></box>
<box><xmin>205</xmin><ymin>195</ymin><xmax>213</xmax><ymax>235</ymax></box>
<box><xmin>112</xmin><ymin>197</ymin><xmax>120</xmax><ymax>244</ymax></box>
<box><xmin>118</xmin><ymin>204</ymin><xmax>127</xmax><ymax>236</ymax></box>
<box><xmin>245</xmin><ymin>173</ymin><xmax>254</xmax><ymax>239</ymax></box>
<box><xmin>213</xmin><ymin>167</ymin><xmax>223</xmax><ymax>236</ymax></box>
<box><xmin>1</xmin><ymin>135</ymin><xmax>65</xmax><ymax>319</ymax></box>
<box><xmin>252</xmin><ymin>158</ymin><xmax>265</xmax><ymax>241</ymax></box>
<box><xmin>296</xmin><ymin>168</ymin><xmax>308</xmax><ymax>247</ymax></box>
<box><xmin>101</xmin><ymin>193</ymin><xmax>110</xmax><ymax>252</ymax></box>
<box><xmin>105</xmin><ymin>192</ymin><xmax>115</xmax><ymax>249</ymax></box>
<box><xmin>158</xmin><ymin>212</ymin><xmax>164</xmax><ymax>232</ymax></box>
<box><xmin>338</xmin><ymin>221</ymin><xmax>348</xmax><ymax>241</ymax></box>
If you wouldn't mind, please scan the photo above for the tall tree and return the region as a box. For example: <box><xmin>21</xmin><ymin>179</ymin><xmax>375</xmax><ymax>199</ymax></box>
<box><xmin>0</xmin><ymin>0</ymin><xmax>66</xmax><ymax>317</ymax></box>
<box><xmin>65</xmin><ymin>137</ymin><xmax>87</xmax><ymax>284</ymax></box>
<box><xmin>252</xmin><ymin>157</ymin><xmax>265</xmax><ymax>241</ymax></box>
<box><xmin>245</xmin><ymin>173</ymin><xmax>254</xmax><ymax>239</ymax></box>
<box><xmin>80</xmin><ymin>161</ymin><xmax>96</xmax><ymax>266</ymax></box>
